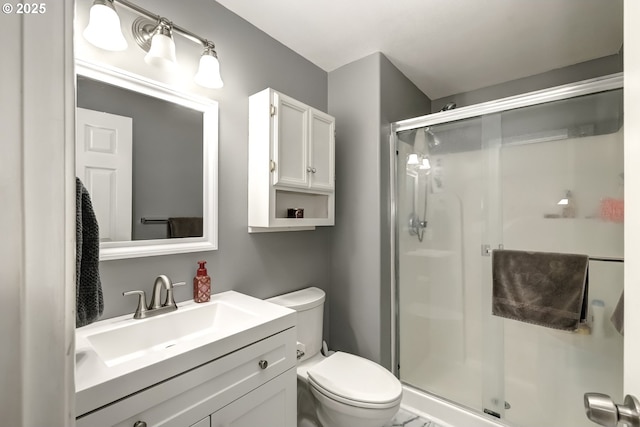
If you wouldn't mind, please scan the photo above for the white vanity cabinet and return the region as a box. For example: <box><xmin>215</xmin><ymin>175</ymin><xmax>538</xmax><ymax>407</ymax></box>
<box><xmin>76</xmin><ymin>327</ymin><xmax>297</xmax><ymax>427</ymax></box>
<box><xmin>248</xmin><ymin>88</ymin><xmax>335</xmax><ymax>232</ymax></box>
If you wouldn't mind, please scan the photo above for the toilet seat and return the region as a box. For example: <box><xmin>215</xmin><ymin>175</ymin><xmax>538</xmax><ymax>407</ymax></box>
<box><xmin>307</xmin><ymin>352</ymin><xmax>402</xmax><ymax>409</ymax></box>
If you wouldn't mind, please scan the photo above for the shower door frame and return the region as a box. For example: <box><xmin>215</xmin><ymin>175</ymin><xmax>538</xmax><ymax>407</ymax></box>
<box><xmin>389</xmin><ymin>72</ymin><xmax>624</xmax><ymax>396</ymax></box>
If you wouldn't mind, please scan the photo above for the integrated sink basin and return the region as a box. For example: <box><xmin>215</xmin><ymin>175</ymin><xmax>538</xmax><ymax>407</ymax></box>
<box><xmin>75</xmin><ymin>290</ymin><xmax>296</xmax><ymax>417</ymax></box>
<box><xmin>85</xmin><ymin>300</ymin><xmax>258</xmax><ymax>367</ymax></box>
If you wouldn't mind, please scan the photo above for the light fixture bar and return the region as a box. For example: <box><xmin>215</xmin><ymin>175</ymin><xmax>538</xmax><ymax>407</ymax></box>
<box><xmin>113</xmin><ymin>0</ymin><xmax>217</xmax><ymax>50</ymax></box>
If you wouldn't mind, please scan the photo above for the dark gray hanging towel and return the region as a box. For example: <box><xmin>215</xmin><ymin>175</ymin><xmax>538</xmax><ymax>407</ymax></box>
<box><xmin>76</xmin><ymin>177</ymin><xmax>103</xmax><ymax>327</ymax></box>
<box><xmin>492</xmin><ymin>249</ymin><xmax>589</xmax><ymax>331</ymax></box>
<box><xmin>167</xmin><ymin>217</ymin><xmax>203</xmax><ymax>238</ymax></box>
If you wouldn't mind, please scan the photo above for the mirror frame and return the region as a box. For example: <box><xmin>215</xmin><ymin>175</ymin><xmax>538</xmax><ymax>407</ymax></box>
<box><xmin>76</xmin><ymin>59</ymin><xmax>218</xmax><ymax>261</ymax></box>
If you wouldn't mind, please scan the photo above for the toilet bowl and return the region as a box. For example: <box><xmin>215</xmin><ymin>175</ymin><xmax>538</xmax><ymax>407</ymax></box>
<box><xmin>267</xmin><ymin>287</ymin><xmax>402</xmax><ymax>427</ymax></box>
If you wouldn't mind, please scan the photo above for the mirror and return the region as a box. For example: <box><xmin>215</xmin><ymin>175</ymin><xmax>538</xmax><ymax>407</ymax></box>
<box><xmin>75</xmin><ymin>59</ymin><xmax>218</xmax><ymax>261</ymax></box>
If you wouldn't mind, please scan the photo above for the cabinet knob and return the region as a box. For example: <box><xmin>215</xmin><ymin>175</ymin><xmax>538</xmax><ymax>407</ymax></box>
<box><xmin>306</xmin><ymin>166</ymin><xmax>312</xmax><ymax>173</ymax></box>
<box><xmin>311</xmin><ymin>167</ymin><xmax>317</xmax><ymax>173</ymax></box>
<box><xmin>258</xmin><ymin>359</ymin><xmax>268</xmax><ymax>369</ymax></box>
<box><xmin>133</xmin><ymin>422</ymin><xmax>147</xmax><ymax>427</ymax></box>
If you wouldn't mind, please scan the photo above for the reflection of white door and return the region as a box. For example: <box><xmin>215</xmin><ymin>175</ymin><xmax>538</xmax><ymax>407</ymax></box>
<box><xmin>76</xmin><ymin>107</ymin><xmax>133</xmax><ymax>242</ymax></box>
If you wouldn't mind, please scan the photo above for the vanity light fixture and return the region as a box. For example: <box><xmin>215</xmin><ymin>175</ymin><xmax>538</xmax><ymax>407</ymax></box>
<box><xmin>83</xmin><ymin>0</ymin><xmax>224</xmax><ymax>88</ymax></box>
<box><xmin>83</xmin><ymin>0</ymin><xmax>128</xmax><ymax>51</ymax></box>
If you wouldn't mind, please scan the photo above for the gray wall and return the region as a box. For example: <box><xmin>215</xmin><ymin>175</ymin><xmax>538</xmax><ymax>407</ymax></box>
<box><xmin>432</xmin><ymin>52</ymin><xmax>623</xmax><ymax>112</ymax></box>
<box><xmin>328</xmin><ymin>52</ymin><xmax>430</xmax><ymax>368</ymax></box>
<box><xmin>75</xmin><ymin>0</ymin><xmax>331</xmax><ymax>321</ymax></box>
<box><xmin>379</xmin><ymin>55</ymin><xmax>432</xmax><ymax>369</ymax></box>
<box><xmin>77</xmin><ymin>76</ymin><xmax>203</xmax><ymax>240</ymax></box>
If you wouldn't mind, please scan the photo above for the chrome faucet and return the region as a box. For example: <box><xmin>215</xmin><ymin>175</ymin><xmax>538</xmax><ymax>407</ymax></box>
<box><xmin>123</xmin><ymin>275</ymin><xmax>185</xmax><ymax>319</ymax></box>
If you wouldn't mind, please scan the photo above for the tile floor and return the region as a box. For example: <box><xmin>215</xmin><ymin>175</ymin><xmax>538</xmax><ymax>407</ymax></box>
<box><xmin>383</xmin><ymin>408</ymin><xmax>444</xmax><ymax>427</ymax></box>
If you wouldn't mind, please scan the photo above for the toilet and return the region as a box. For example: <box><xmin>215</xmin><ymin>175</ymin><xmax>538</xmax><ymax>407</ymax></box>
<box><xmin>267</xmin><ymin>287</ymin><xmax>402</xmax><ymax>427</ymax></box>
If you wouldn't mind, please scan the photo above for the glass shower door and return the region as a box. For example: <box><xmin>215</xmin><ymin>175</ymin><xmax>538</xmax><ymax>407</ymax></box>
<box><xmin>395</xmin><ymin>85</ymin><xmax>624</xmax><ymax>427</ymax></box>
<box><xmin>397</xmin><ymin>115</ymin><xmax>487</xmax><ymax>411</ymax></box>
<box><xmin>497</xmin><ymin>90</ymin><xmax>624</xmax><ymax>427</ymax></box>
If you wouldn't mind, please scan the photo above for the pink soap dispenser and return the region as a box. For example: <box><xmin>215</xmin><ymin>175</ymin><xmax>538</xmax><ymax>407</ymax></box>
<box><xmin>193</xmin><ymin>261</ymin><xmax>211</xmax><ymax>303</ymax></box>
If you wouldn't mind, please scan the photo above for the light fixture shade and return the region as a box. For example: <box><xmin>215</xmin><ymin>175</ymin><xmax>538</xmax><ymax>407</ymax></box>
<box><xmin>407</xmin><ymin>154</ymin><xmax>420</xmax><ymax>166</ymax></box>
<box><xmin>144</xmin><ymin>31</ymin><xmax>177</xmax><ymax>69</ymax></box>
<box><xmin>420</xmin><ymin>158</ymin><xmax>431</xmax><ymax>170</ymax></box>
<box><xmin>83</xmin><ymin>0</ymin><xmax>128</xmax><ymax>51</ymax></box>
<box><xmin>195</xmin><ymin>50</ymin><xmax>224</xmax><ymax>89</ymax></box>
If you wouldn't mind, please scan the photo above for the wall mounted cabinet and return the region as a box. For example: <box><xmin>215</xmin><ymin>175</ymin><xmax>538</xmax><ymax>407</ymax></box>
<box><xmin>249</xmin><ymin>88</ymin><xmax>335</xmax><ymax>232</ymax></box>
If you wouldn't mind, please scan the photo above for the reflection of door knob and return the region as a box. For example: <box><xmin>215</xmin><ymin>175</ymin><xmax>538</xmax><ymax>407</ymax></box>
<box><xmin>584</xmin><ymin>393</ymin><xmax>640</xmax><ymax>427</ymax></box>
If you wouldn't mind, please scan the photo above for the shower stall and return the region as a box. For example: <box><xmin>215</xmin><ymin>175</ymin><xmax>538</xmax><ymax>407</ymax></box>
<box><xmin>391</xmin><ymin>74</ymin><xmax>624</xmax><ymax>427</ymax></box>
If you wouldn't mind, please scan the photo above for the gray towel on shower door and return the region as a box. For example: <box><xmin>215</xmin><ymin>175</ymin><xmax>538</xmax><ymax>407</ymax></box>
<box><xmin>492</xmin><ymin>249</ymin><xmax>589</xmax><ymax>331</ymax></box>
<box><xmin>76</xmin><ymin>177</ymin><xmax>103</xmax><ymax>327</ymax></box>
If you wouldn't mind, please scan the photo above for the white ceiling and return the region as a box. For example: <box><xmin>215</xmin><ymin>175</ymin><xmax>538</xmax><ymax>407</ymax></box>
<box><xmin>215</xmin><ymin>0</ymin><xmax>623</xmax><ymax>100</ymax></box>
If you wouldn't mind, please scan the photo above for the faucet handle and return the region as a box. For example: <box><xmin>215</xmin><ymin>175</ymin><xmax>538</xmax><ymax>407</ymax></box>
<box><xmin>123</xmin><ymin>290</ymin><xmax>148</xmax><ymax>319</ymax></box>
<box><xmin>164</xmin><ymin>281</ymin><xmax>186</xmax><ymax>307</ymax></box>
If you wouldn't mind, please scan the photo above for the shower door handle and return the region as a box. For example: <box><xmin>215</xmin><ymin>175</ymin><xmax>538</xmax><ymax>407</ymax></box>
<box><xmin>584</xmin><ymin>393</ymin><xmax>640</xmax><ymax>427</ymax></box>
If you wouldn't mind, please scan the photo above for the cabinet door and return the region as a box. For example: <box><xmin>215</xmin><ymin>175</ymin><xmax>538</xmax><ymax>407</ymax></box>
<box><xmin>308</xmin><ymin>108</ymin><xmax>335</xmax><ymax>191</ymax></box>
<box><xmin>211</xmin><ymin>369</ymin><xmax>296</xmax><ymax>427</ymax></box>
<box><xmin>272</xmin><ymin>92</ymin><xmax>309</xmax><ymax>189</ymax></box>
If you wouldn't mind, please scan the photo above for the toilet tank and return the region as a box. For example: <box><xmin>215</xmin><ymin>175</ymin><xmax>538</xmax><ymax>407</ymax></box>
<box><xmin>266</xmin><ymin>287</ymin><xmax>325</xmax><ymax>361</ymax></box>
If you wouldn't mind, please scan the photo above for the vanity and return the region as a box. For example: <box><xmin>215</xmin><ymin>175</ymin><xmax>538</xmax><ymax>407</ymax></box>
<box><xmin>76</xmin><ymin>291</ymin><xmax>297</xmax><ymax>427</ymax></box>
<box><xmin>74</xmin><ymin>16</ymin><xmax>299</xmax><ymax>425</ymax></box>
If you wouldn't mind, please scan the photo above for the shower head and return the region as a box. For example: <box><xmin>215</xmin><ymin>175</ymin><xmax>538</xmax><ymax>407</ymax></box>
<box><xmin>440</xmin><ymin>102</ymin><xmax>456</xmax><ymax>112</ymax></box>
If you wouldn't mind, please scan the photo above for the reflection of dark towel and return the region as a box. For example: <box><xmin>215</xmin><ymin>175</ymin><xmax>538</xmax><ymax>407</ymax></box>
<box><xmin>492</xmin><ymin>249</ymin><xmax>589</xmax><ymax>331</ymax></box>
<box><xmin>611</xmin><ymin>291</ymin><xmax>624</xmax><ymax>335</ymax></box>
<box><xmin>76</xmin><ymin>178</ymin><xmax>103</xmax><ymax>327</ymax></box>
<box><xmin>167</xmin><ymin>217</ymin><xmax>203</xmax><ymax>238</ymax></box>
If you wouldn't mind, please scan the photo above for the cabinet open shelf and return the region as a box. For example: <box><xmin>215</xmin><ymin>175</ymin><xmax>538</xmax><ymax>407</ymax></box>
<box><xmin>275</xmin><ymin>190</ymin><xmax>330</xmax><ymax>220</ymax></box>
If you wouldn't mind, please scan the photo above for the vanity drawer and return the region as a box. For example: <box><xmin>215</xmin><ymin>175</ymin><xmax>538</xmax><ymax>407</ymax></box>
<box><xmin>76</xmin><ymin>327</ymin><xmax>296</xmax><ymax>427</ymax></box>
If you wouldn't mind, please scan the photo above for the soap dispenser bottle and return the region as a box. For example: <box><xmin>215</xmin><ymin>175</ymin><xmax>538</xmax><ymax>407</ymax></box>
<box><xmin>193</xmin><ymin>261</ymin><xmax>211</xmax><ymax>303</ymax></box>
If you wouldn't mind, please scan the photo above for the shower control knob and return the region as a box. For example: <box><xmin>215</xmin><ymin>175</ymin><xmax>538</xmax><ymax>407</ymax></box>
<box><xmin>584</xmin><ymin>393</ymin><xmax>640</xmax><ymax>427</ymax></box>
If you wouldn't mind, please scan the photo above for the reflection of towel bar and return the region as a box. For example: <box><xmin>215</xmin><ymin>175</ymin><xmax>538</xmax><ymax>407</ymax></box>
<box><xmin>141</xmin><ymin>217</ymin><xmax>169</xmax><ymax>224</ymax></box>
<box><xmin>589</xmin><ymin>256</ymin><xmax>624</xmax><ymax>263</ymax></box>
